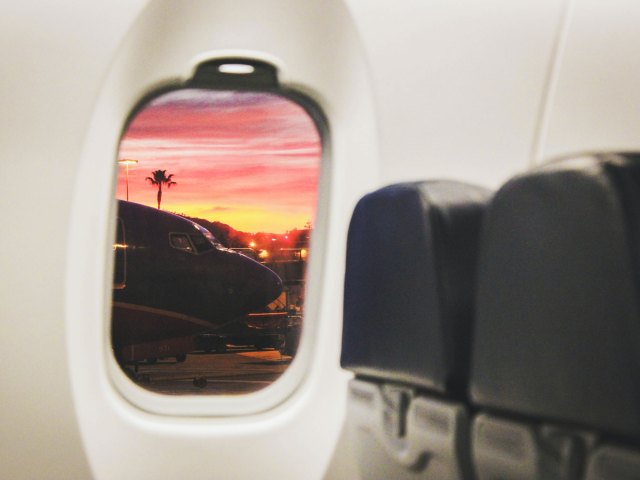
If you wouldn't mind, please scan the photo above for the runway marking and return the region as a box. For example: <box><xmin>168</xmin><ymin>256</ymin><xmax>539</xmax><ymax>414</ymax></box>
<box><xmin>237</xmin><ymin>351</ymin><xmax>284</xmax><ymax>359</ymax></box>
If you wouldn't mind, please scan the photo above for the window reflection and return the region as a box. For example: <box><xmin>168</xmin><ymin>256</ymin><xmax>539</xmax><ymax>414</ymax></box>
<box><xmin>111</xmin><ymin>89</ymin><xmax>321</xmax><ymax>395</ymax></box>
<box><xmin>169</xmin><ymin>233</ymin><xmax>195</xmax><ymax>253</ymax></box>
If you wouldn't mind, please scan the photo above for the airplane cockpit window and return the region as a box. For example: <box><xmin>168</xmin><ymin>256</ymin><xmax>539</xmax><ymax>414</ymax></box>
<box><xmin>110</xmin><ymin>60</ymin><xmax>323</xmax><ymax>397</ymax></box>
<box><xmin>193</xmin><ymin>224</ymin><xmax>225</xmax><ymax>251</ymax></box>
<box><xmin>169</xmin><ymin>233</ymin><xmax>195</xmax><ymax>253</ymax></box>
<box><xmin>188</xmin><ymin>233</ymin><xmax>215</xmax><ymax>254</ymax></box>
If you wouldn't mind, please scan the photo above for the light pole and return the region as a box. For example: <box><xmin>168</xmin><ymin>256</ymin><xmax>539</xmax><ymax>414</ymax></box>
<box><xmin>118</xmin><ymin>158</ymin><xmax>138</xmax><ymax>201</ymax></box>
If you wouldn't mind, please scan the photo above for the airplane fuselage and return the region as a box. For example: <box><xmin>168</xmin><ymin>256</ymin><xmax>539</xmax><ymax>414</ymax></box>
<box><xmin>112</xmin><ymin>201</ymin><xmax>283</xmax><ymax>357</ymax></box>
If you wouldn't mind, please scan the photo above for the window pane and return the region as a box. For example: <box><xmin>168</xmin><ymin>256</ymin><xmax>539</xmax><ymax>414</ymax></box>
<box><xmin>111</xmin><ymin>89</ymin><xmax>321</xmax><ymax>395</ymax></box>
<box><xmin>169</xmin><ymin>233</ymin><xmax>194</xmax><ymax>253</ymax></box>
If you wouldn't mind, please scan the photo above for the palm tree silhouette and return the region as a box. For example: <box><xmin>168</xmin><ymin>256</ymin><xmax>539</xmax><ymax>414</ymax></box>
<box><xmin>145</xmin><ymin>169</ymin><xmax>177</xmax><ymax>209</ymax></box>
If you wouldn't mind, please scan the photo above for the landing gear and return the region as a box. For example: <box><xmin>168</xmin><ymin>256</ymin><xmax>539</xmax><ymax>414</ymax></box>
<box><xmin>193</xmin><ymin>376</ymin><xmax>207</xmax><ymax>388</ymax></box>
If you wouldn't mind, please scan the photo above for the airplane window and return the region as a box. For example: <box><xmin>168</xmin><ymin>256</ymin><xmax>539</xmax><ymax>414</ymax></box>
<box><xmin>193</xmin><ymin>224</ymin><xmax>224</xmax><ymax>250</ymax></box>
<box><xmin>188</xmin><ymin>233</ymin><xmax>215</xmax><ymax>254</ymax></box>
<box><xmin>111</xmin><ymin>86</ymin><xmax>322</xmax><ymax>396</ymax></box>
<box><xmin>169</xmin><ymin>233</ymin><xmax>195</xmax><ymax>253</ymax></box>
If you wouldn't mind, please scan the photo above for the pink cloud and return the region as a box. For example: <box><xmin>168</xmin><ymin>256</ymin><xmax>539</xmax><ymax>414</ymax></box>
<box><xmin>116</xmin><ymin>89</ymin><xmax>321</xmax><ymax>232</ymax></box>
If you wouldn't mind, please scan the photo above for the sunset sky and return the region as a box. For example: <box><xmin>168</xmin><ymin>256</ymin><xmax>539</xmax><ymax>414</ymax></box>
<box><xmin>116</xmin><ymin>89</ymin><xmax>321</xmax><ymax>233</ymax></box>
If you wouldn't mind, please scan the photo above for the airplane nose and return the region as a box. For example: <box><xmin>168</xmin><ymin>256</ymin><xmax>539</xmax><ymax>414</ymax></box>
<box><xmin>234</xmin><ymin>255</ymin><xmax>283</xmax><ymax>308</ymax></box>
<box><xmin>251</xmin><ymin>262</ymin><xmax>282</xmax><ymax>306</ymax></box>
<box><xmin>264</xmin><ymin>267</ymin><xmax>283</xmax><ymax>303</ymax></box>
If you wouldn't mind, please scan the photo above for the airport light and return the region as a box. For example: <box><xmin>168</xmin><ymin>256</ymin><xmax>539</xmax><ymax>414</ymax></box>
<box><xmin>118</xmin><ymin>158</ymin><xmax>138</xmax><ymax>201</ymax></box>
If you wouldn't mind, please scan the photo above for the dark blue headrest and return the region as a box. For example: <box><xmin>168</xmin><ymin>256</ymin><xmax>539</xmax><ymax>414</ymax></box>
<box><xmin>470</xmin><ymin>154</ymin><xmax>640</xmax><ymax>439</ymax></box>
<box><xmin>341</xmin><ymin>181</ymin><xmax>491</xmax><ymax>395</ymax></box>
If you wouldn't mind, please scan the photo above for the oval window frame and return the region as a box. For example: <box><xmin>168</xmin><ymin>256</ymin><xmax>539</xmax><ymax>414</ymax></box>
<box><xmin>107</xmin><ymin>58</ymin><xmax>331</xmax><ymax>416</ymax></box>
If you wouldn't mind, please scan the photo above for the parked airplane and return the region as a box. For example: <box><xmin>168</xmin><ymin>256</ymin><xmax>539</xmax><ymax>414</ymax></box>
<box><xmin>4</xmin><ymin>1</ymin><xmax>640</xmax><ymax>479</ymax></box>
<box><xmin>112</xmin><ymin>200</ymin><xmax>283</xmax><ymax>363</ymax></box>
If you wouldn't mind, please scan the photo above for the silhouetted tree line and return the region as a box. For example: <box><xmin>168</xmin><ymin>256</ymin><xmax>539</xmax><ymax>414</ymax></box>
<box><xmin>179</xmin><ymin>214</ymin><xmax>312</xmax><ymax>250</ymax></box>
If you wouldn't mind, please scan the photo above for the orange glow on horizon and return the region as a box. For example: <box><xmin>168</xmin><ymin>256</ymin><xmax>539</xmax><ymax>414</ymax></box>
<box><xmin>169</xmin><ymin>203</ymin><xmax>313</xmax><ymax>234</ymax></box>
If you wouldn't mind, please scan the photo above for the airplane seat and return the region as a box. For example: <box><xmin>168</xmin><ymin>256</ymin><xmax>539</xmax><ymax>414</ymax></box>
<box><xmin>469</xmin><ymin>153</ymin><xmax>640</xmax><ymax>480</ymax></box>
<box><xmin>341</xmin><ymin>181</ymin><xmax>492</xmax><ymax>479</ymax></box>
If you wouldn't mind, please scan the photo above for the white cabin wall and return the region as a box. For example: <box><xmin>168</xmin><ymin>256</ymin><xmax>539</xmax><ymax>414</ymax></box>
<box><xmin>538</xmin><ymin>0</ymin><xmax>640</xmax><ymax>161</ymax></box>
<box><xmin>66</xmin><ymin>1</ymin><xmax>377</xmax><ymax>479</ymax></box>
<box><xmin>345</xmin><ymin>0</ymin><xmax>567</xmax><ymax>189</ymax></box>
<box><xmin>0</xmin><ymin>2</ymin><xmax>147</xmax><ymax>479</ymax></box>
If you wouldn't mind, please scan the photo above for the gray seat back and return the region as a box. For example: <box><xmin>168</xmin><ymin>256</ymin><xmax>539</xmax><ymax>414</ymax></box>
<box><xmin>470</xmin><ymin>153</ymin><xmax>640</xmax><ymax>480</ymax></box>
<box><xmin>342</xmin><ymin>180</ymin><xmax>491</xmax><ymax>480</ymax></box>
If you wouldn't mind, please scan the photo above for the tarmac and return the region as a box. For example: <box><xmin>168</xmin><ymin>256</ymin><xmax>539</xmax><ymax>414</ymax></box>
<box><xmin>128</xmin><ymin>346</ymin><xmax>292</xmax><ymax>395</ymax></box>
